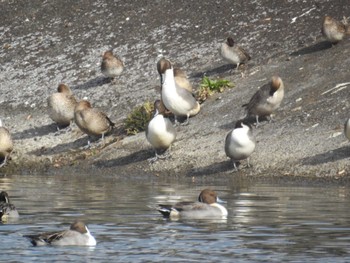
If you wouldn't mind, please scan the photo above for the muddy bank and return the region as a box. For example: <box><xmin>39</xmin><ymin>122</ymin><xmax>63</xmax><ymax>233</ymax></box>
<box><xmin>0</xmin><ymin>0</ymin><xmax>349</xmax><ymax>178</ymax></box>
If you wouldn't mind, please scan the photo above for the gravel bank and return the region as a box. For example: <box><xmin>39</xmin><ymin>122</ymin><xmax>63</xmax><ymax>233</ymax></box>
<box><xmin>0</xmin><ymin>0</ymin><xmax>349</xmax><ymax>178</ymax></box>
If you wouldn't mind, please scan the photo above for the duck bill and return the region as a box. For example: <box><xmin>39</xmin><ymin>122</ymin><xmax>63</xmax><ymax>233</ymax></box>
<box><xmin>217</xmin><ymin>197</ymin><xmax>227</xmax><ymax>204</ymax></box>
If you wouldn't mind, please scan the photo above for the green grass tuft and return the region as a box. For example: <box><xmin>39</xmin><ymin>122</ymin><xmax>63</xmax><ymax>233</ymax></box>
<box><xmin>196</xmin><ymin>76</ymin><xmax>234</xmax><ymax>103</ymax></box>
<box><xmin>124</xmin><ymin>101</ymin><xmax>154</xmax><ymax>135</ymax></box>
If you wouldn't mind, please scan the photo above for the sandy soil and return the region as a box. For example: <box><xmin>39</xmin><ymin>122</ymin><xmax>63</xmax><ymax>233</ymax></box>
<box><xmin>0</xmin><ymin>0</ymin><xmax>349</xmax><ymax>178</ymax></box>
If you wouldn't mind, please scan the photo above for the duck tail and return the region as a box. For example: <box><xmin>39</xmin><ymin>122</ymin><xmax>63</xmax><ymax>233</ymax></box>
<box><xmin>106</xmin><ymin>116</ymin><xmax>115</xmax><ymax>128</ymax></box>
<box><xmin>189</xmin><ymin>102</ymin><xmax>201</xmax><ymax>117</ymax></box>
<box><xmin>23</xmin><ymin>235</ymin><xmax>41</xmax><ymax>246</ymax></box>
<box><xmin>157</xmin><ymin>205</ymin><xmax>172</xmax><ymax>218</ymax></box>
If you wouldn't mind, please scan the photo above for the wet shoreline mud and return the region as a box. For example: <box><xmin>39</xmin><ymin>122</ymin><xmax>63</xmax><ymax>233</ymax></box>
<box><xmin>0</xmin><ymin>0</ymin><xmax>349</xmax><ymax>178</ymax></box>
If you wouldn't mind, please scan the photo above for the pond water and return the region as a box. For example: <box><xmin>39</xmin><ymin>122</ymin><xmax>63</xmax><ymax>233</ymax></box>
<box><xmin>1</xmin><ymin>173</ymin><xmax>350</xmax><ymax>262</ymax></box>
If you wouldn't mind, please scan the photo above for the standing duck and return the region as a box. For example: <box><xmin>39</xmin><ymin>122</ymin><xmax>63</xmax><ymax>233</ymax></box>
<box><xmin>345</xmin><ymin>118</ymin><xmax>350</xmax><ymax>141</ymax></box>
<box><xmin>158</xmin><ymin>58</ymin><xmax>200</xmax><ymax>125</ymax></box>
<box><xmin>74</xmin><ymin>100</ymin><xmax>115</xmax><ymax>146</ymax></box>
<box><xmin>322</xmin><ymin>15</ymin><xmax>349</xmax><ymax>45</ymax></box>
<box><xmin>0</xmin><ymin>119</ymin><xmax>13</xmax><ymax>168</ymax></box>
<box><xmin>225</xmin><ymin>120</ymin><xmax>256</xmax><ymax>171</ymax></box>
<box><xmin>146</xmin><ymin>100</ymin><xmax>176</xmax><ymax>162</ymax></box>
<box><xmin>47</xmin><ymin>84</ymin><xmax>77</xmax><ymax>130</ymax></box>
<box><xmin>101</xmin><ymin>50</ymin><xmax>124</xmax><ymax>82</ymax></box>
<box><xmin>243</xmin><ymin>76</ymin><xmax>285</xmax><ymax>127</ymax></box>
<box><xmin>220</xmin><ymin>37</ymin><xmax>251</xmax><ymax>74</ymax></box>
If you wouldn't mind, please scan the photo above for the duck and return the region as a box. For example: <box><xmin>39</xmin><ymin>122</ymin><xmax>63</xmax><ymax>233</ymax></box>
<box><xmin>157</xmin><ymin>58</ymin><xmax>200</xmax><ymax>125</ymax></box>
<box><xmin>101</xmin><ymin>50</ymin><xmax>124</xmax><ymax>81</ymax></box>
<box><xmin>225</xmin><ymin>120</ymin><xmax>256</xmax><ymax>171</ymax></box>
<box><xmin>156</xmin><ymin>60</ymin><xmax>193</xmax><ymax>93</ymax></box>
<box><xmin>24</xmin><ymin>220</ymin><xmax>96</xmax><ymax>246</ymax></box>
<box><xmin>322</xmin><ymin>15</ymin><xmax>349</xmax><ymax>44</ymax></box>
<box><xmin>0</xmin><ymin>119</ymin><xmax>13</xmax><ymax>168</ymax></box>
<box><xmin>47</xmin><ymin>84</ymin><xmax>77</xmax><ymax>130</ymax></box>
<box><xmin>173</xmin><ymin>68</ymin><xmax>193</xmax><ymax>93</ymax></box>
<box><xmin>243</xmin><ymin>76</ymin><xmax>285</xmax><ymax>127</ymax></box>
<box><xmin>157</xmin><ymin>189</ymin><xmax>228</xmax><ymax>219</ymax></box>
<box><xmin>220</xmin><ymin>37</ymin><xmax>251</xmax><ymax>74</ymax></box>
<box><xmin>146</xmin><ymin>100</ymin><xmax>176</xmax><ymax>163</ymax></box>
<box><xmin>74</xmin><ymin>100</ymin><xmax>115</xmax><ymax>146</ymax></box>
<box><xmin>0</xmin><ymin>191</ymin><xmax>19</xmax><ymax>221</ymax></box>
<box><xmin>345</xmin><ymin>118</ymin><xmax>350</xmax><ymax>141</ymax></box>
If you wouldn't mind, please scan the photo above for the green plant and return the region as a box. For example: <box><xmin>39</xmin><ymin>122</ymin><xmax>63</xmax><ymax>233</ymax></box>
<box><xmin>124</xmin><ymin>101</ymin><xmax>154</xmax><ymax>135</ymax></box>
<box><xmin>196</xmin><ymin>76</ymin><xmax>234</xmax><ymax>103</ymax></box>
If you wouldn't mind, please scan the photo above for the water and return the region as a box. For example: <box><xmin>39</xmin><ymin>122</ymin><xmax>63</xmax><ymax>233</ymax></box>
<box><xmin>1</xmin><ymin>174</ymin><xmax>350</xmax><ymax>262</ymax></box>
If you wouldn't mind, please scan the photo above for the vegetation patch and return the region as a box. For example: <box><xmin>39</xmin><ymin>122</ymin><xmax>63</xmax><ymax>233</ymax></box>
<box><xmin>123</xmin><ymin>77</ymin><xmax>233</xmax><ymax>135</ymax></box>
<box><xmin>124</xmin><ymin>101</ymin><xmax>154</xmax><ymax>135</ymax></box>
<box><xmin>196</xmin><ymin>76</ymin><xmax>234</xmax><ymax>103</ymax></box>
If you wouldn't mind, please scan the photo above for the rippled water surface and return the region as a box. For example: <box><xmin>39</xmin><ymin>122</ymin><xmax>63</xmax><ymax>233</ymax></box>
<box><xmin>1</xmin><ymin>174</ymin><xmax>350</xmax><ymax>262</ymax></box>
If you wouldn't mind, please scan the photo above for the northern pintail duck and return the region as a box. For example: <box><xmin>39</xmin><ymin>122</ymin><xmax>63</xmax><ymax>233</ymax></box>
<box><xmin>322</xmin><ymin>16</ymin><xmax>349</xmax><ymax>44</ymax></box>
<box><xmin>243</xmin><ymin>76</ymin><xmax>285</xmax><ymax>127</ymax></box>
<box><xmin>0</xmin><ymin>191</ymin><xmax>19</xmax><ymax>221</ymax></box>
<box><xmin>225</xmin><ymin>120</ymin><xmax>256</xmax><ymax>171</ymax></box>
<box><xmin>146</xmin><ymin>100</ymin><xmax>176</xmax><ymax>162</ymax></box>
<box><xmin>24</xmin><ymin>220</ymin><xmax>96</xmax><ymax>246</ymax></box>
<box><xmin>0</xmin><ymin>119</ymin><xmax>13</xmax><ymax>168</ymax></box>
<box><xmin>173</xmin><ymin>68</ymin><xmax>193</xmax><ymax>93</ymax></box>
<box><xmin>157</xmin><ymin>60</ymin><xmax>193</xmax><ymax>94</ymax></box>
<box><xmin>158</xmin><ymin>58</ymin><xmax>200</xmax><ymax>125</ymax></box>
<box><xmin>158</xmin><ymin>189</ymin><xmax>228</xmax><ymax>219</ymax></box>
<box><xmin>101</xmin><ymin>50</ymin><xmax>124</xmax><ymax>81</ymax></box>
<box><xmin>74</xmin><ymin>100</ymin><xmax>115</xmax><ymax>146</ymax></box>
<box><xmin>47</xmin><ymin>84</ymin><xmax>77</xmax><ymax>129</ymax></box>
<box><xmin>220</xmin><ymin>37</ymin><xmax>251</xmax><ymax>74</ymax></box>
<box><xmin>345</xmin><ymin>118</ymin><xmax>350</xmax><ymax>141</ymax></box>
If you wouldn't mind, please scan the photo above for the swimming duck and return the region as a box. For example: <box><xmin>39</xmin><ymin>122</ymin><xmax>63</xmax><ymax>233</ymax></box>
<box><xmin>158</xmin><ymin>58</ymin><xmax>200</xmax><ymax>125</ymax></box>
<box><xmin>146</xmin><ymin>100</ymin><xmax>176</xmax><ymax>163</ymax></box>
<box><xmin>0</xmin><ymin>119</ymin><xmax>13</xmax><ymax>168</ymax></box>
<box><xmin>225</xmin><ymin>120</ymin><xmax>256</xmax><ymax>171</ymax></box>
<box><xmin>158</xmin><ymin>189</ymin><xmax>228</xmax><ymax>219</ymax></box>
<box><xmin>24</xmin><ymin>220</ymin><xmax>96</xmax><ymax>246</ymax></box>
<box><xmin>0</xmin><ymin>191</ymin><xmax>19</xmax><ymax>221</ymax></box>
<box><xmin>47</xmin><ymin>84</ymin><xmax>77</xmax><ymax>129</ymax></box>
<box><xmin>220</xmin><ymin>37</ymin><xmax>251</xmax><ymax>73</ymax></box>
<box><xmin>74</xmin><ymin>100</ymin><xmax>115</xmax><ymax>146</ymax></box>
<box><xmin>101</xmin><ymin>50</ymin><xmax>124</xmax><ymax>81</ymax></box>
<box><xmin>243</xmin><ymin>76</ymin><xmax>285</xmax><ymax>127</ymax></box>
